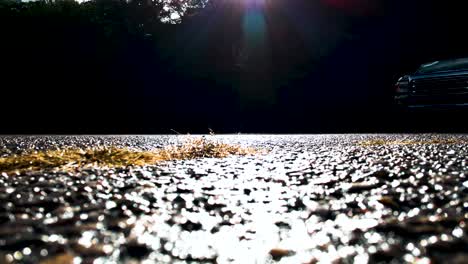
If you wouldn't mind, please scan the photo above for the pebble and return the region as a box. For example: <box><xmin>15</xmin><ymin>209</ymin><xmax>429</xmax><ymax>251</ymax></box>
<box><xmin>120</xmin><ymin>242</ymin><xmax>151</xmax><ymax>259</ymax></box>
<box><xmin>269</xmin><ymin>248</ymin><xmax>294</xmax><ymax>260</ymax></box>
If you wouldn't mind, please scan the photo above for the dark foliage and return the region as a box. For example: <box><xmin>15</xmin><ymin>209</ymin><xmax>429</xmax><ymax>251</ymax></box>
<box><xmin>1</xmin><ymin>0</ymin><xmax>467</xmax><ymax>133</ymax></box>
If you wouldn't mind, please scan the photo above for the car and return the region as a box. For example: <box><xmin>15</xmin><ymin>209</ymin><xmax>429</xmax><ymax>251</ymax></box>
<box><xmin>395</xmin><ymin>58</ymin><xmax>468</xmax><ymax>108</ymax></box>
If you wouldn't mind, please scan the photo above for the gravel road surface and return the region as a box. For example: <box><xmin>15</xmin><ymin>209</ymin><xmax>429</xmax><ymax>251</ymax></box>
<box><xmin>0</xmin><ymin>135</ymin><xmax>467</xmax><ymax>264</ymax></box>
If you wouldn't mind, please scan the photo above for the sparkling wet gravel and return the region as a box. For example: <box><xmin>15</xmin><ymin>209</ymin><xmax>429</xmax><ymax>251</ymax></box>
<box><xmin>0</xmin><ymin>135</ymin><xmax>467</xmax><ymax>264</ymax></box>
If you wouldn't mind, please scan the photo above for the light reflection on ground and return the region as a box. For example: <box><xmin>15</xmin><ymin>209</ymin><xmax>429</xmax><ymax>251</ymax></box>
<box><xmin>0</xmin><ymin>135</ymin><xmax>467</xmax><ymax>263</ymax></box>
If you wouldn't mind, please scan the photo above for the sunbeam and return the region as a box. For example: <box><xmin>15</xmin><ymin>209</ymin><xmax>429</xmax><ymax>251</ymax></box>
<box><xmin>238</xmin><ymin>0</ymin><xmax>275</xmax><ymax>105</ymax></box>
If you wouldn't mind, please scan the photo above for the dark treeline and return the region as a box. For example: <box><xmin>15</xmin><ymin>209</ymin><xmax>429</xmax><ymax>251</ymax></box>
<box><xmin>1</xmin><ymin>0</ymin><xmax>467</xmax><ymax>133</ymax></box>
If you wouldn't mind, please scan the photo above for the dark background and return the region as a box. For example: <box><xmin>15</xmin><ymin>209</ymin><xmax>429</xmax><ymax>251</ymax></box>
<box><xmin>1</xmin><ymin>0</ymin><xmax>467</xmax><ymax>134</ymax></box>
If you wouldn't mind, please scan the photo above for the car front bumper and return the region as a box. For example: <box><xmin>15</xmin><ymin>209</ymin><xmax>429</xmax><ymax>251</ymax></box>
<box><xmin>395</xmin><ymin>93</ymin><xmax>468</xmax><ymax>109</ymax></box>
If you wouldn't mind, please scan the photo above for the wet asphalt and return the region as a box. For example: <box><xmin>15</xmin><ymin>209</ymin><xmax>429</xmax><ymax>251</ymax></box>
<box><xmin>0</xmin><ymin>135</ymin><xmax>467</xmax><ymax>264</ymax></box>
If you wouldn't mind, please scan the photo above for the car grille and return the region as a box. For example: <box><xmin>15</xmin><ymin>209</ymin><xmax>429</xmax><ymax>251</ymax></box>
<box><xmin>411</xmin><ymin>74</ymin><xmax>468</xmax><ymax>96</ymax></box>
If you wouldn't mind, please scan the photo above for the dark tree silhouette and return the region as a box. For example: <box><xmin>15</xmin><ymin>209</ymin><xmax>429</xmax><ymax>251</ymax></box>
<box><xmin>1</xmin><ymin>0</ymin><xmax>467</xmax><ymax>133</ymax></box>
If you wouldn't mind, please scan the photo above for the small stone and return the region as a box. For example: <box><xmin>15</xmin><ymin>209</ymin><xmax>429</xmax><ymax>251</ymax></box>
<box><xmin>372</xmin><ymin>169</ymin><xmax>390</xmax><ymax>179</ymax></box>
<box><xmin>274</xmin><ymin>221</ymin><xmax>291</xmax><ymax>229</ymax></box>
<box><xmin>172</xmin><ymin>195</ymin><xmax>186</xmax><ymax>207</ymax></box>
<box><xmin>120</xmin><ymin>242</ymin><xmax>151</xmax><ymax>260</ymax></box>
<box><xmin>180</xmin><ymin>220</ymin><xmax>203</xmax><ymax>231</ymax></box>
<box><xmin>346</xmin><ymin>179</ymin><xmax>382</xmax><ymax>193</ymax></box>
<box><xmin>269</xmin><ymin>248</ymin><xmax>293</xmax><ymax>260</ymax></box>
<box><xmin>176</xmin><ymin>187</ymin><xmax>193</xmax><ymax>194</ymax></box>
<box><xmin>378</xmin><ymin>196</ymin><xmax>400</xmax><ymax>210</ymax></box>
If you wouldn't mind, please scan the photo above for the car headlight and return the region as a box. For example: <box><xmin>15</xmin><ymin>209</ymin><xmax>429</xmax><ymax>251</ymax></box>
<box><xmin>395</xmin><ymin>75</ymin><xmax>410</xmax><ymax>93</ymax></box>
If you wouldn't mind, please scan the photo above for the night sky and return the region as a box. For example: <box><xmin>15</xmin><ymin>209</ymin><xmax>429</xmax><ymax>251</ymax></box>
<box><xmin>1</xmin><ymin>0</ymin><xmax>467</xmax><ymax>133</ymax></box>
